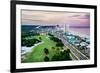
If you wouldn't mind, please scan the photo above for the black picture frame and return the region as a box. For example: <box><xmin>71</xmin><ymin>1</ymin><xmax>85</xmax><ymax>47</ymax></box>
<box><xmin>10</xmin><ymin>0</ymin><xmax>97</xmax><ymax>73</ymax></box>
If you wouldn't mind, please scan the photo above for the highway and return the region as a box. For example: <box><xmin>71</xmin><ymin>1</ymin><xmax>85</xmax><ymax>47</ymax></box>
<box><xmin>54</xmin><ymin>33</ymin><xmax>89</xmax><ymax>60</ymax></box>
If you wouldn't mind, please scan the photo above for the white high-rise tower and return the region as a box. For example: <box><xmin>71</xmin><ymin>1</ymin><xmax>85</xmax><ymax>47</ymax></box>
<box><xmin>64</xmin><ymin>24</ymin><xmax>69</xmax><ymax>33</ymax></box>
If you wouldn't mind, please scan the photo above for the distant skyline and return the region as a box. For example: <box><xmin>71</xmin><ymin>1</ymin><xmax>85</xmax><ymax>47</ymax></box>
<box><xmin>21</xmin><ymin>10</ymin><xmax>90</xmax><ymax>27</ymax></box>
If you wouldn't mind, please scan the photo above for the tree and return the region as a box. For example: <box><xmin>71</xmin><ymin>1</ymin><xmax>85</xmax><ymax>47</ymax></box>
<box><xmin>57</xmin><ymin>47</ymin><xmax>60</xmax><ymax>51</ymax></box>
<box><xmin>48</xmin><ymin>33</ymin><xmax>54</xmax><ymax>37</ymax></box>
<box><xmin>56</xmin><ymin>42</ymin><xmax>64</xmax><ymax>47</ymax></box>
<box><xmin>62</xmin><ymin>49</ymin><xmax>71</xmax><ymax>60</ymax></box>
<box><xmin>44</xmin><ymin>48</ymin><xmax>49</xmax><ymax>55</ymax></box>
<box><xmin>52</xmin><ymin>47</ymin><xmax>55</xmax><ymax>50</ymax></box>
<box><xmin>61</xmin><ymin>47</ymin><xmax>63</xmax><ymax>50</ymax></box>
<box><xmin>66</xmin><ymin>49</ymin><xmax>70</xmax><ymax>53</ymax></box>
<box><xmin>44</xmin><ymin>56</ymin><xmax>49</xmax><ymax>61</ymax></box>
<box><xmin>39</xmin><ymin>37</ymin><xmax>42</xmax><ymax>40</ymax></box>
<box><xmin>51</xmin><ymin>49</ymin><xmax>71</xmax><ymax>61</ymax></box>
<box><xmin>51</xmin><ymin>54</ymin><xmax>61</xmax><ymax>61</ymax></box>
<box><xmin>21</xmin><ymin>38</ymin><xmax>41</xmax><ymax>47</ymax></box>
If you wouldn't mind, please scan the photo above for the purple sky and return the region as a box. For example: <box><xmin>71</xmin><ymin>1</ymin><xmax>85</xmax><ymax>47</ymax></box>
<box><xmin>22</xmin><ymin>10</ymin><xmax>90</xmax><ymax>27</ymax></box>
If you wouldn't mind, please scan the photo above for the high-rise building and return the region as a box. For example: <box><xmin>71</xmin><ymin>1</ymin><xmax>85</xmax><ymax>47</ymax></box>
<box><xmin>64</xmin><ymin>24</ymin><xmax>69</xmax><ymax>33</ymax></box>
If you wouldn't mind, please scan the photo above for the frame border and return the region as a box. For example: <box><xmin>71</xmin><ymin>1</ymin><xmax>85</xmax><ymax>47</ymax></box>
<box><xmin>10</xmin><ymin>0</ymin><xmax>97</xmax><ymax>72</ymax></box>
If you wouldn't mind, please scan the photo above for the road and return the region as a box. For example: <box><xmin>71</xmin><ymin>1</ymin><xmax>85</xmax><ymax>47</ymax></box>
<box><xmin>54</xmin><ymin>33</ymin><xmax>89</xmax><ymax>60</ymax></box>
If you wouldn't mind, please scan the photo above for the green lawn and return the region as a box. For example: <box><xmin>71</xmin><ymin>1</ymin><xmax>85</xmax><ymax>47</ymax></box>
<box><xmin>23</xmin><ymin>34</ymin><xmax>58</xmax><ymax>63</ymax></box>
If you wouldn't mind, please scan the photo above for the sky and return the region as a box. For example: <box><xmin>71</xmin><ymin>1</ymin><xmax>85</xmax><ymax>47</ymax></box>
<box><xmin>21</xmin><ymin>10</ymin><xmax>90</xmax><ymax>28</ymax></box>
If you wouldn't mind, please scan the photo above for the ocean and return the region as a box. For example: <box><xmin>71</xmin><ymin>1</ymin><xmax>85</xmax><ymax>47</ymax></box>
<box><xmin>69</xmin><ymin>28</ymin><xmax>90</xmax><ymax>37</ymax></box>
